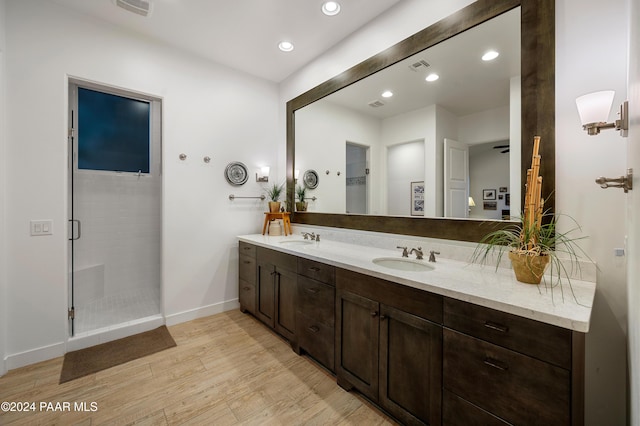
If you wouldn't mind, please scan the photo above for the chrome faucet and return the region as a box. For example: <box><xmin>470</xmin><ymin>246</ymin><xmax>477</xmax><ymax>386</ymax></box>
<box><xmin>397</xmin><ymin>246</ymin><xmax>409</xmax><ymax>257</ymax></box>
<box><xmin>302</xmin><ymin>232</ymin><xmax>316</xmax><ymax>241</ymax></box>
<box><xmin>428</xmin><ymin>250</ymin><xmax>441</xmax><ymax>262</ymax></box>
<box><xmin>410</xmin><ymin>247</ymin><xmax>424</xmax><ymax>260</ymax></box>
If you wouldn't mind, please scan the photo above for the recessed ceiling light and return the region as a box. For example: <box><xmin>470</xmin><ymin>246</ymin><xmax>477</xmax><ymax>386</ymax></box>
<box><xmin>322</xmin><ymin>1</ymin><xmax>341</xmax><ymax>16</ymax></box>
<box><xmin>425</xmin><ymin>73</ymin><xmax>439</xmax><ymax>82</ymax></box>
<box><xmin>482</xmin><ymin>50</ymin><xmax>499</xmax><ymax>61</ymax></box>
<box><xmin>381</xmin><ymin>91</ymin><xmax>393</xmax><ymax>98</ymax></box>
<box><xmin>278</xmin><ymin>41</ymin><xmax>294</xmax><ymax>52</ymax></box>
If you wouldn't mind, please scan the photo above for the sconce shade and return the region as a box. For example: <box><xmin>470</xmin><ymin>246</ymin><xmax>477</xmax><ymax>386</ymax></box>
<box><xmin>576</xmin><ymin>90</ymin><xmax>615</xmax><ymax>125</ymax></box>
<box><xmin>468</xmin><ymin>197</ymin><xmax>476</xmax><ymax>207</ymax></box>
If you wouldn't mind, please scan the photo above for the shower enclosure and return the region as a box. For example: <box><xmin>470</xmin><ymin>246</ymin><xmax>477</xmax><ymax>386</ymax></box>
<box><xmin>67</xmin><ymin>81</ymin><xmax>162</xmax><ymax>336</ymax></box>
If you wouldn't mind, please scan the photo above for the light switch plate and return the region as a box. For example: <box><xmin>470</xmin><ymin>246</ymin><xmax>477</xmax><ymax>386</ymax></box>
<box><xmin>30</xmin><ymin>220</ymin><xmax>53</xmax><ymax>236</ymax></box>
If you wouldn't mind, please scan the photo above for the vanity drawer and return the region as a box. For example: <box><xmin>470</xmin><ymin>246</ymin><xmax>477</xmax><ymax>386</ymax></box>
<box><xmin>257</xmin><ymin>247</ymin><xmax>297</xmax><ymax>271</ymax></box>
<box><xmin>239</xmin><ymin>254</ymin><xmax>256</xmax><ymax>285</ymax></box>
<box><xmin>443</xmin><ymin>328</ymin><xmax>570</xmax><ymax>426</ymax></box>
<box><xmin>337</xmin><ymin>268</ymin><xmax>442</xmax><ymax>324</ymax></box>
<box><xmin>444</xmin><ymin>298</ymin><xmax>571</xmax><ymax>369</ymax></box>
<box><xmin>443</xmin><ymin>390</ymin><xmax>509</xmax><ymax>426</ymax></box>
<box><xmin>239</xmin><ymin>241</ymin><xmax>256</xmax><ymax>258</ymax></box>
<box><xmin>239</xmin><ymin>279</ymin><xmax>256</xmax><ymax>314</ymax></box>
<box><xmin>297</xmin><ymin>312</ymin><xmax>335</xmax><ymax>372</ymax></box>
<box><xmin>298</xmin><ymin>276</ymin><xmax>335</xmax><ymax>327</ymax></box>
<box><xmin>297</xmin><ymin>258</ymin><xmax>335</xmax><ymax>286</ymax></box>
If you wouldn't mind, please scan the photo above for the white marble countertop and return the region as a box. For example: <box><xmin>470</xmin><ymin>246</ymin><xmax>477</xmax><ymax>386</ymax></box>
<box><xmin>238</xmin><ymin>234</ymin><xmax>596</xmax><ymax>332</ymax></box>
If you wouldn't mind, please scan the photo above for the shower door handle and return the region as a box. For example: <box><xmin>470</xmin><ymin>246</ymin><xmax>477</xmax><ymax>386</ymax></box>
<box><xmin>69</xmin><ymin>219</ymin><xmax>82</xmax><ymax>241</ymax></box>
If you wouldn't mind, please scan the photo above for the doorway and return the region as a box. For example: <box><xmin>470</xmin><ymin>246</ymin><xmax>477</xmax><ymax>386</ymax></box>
<box><xmin>346</xmin><ymin>142</ymin><xmax>369</xmax><ymax>214</ymax></box>
<box><xmin>67</xmin><ymin>81</ymin><xmax>162</xmax><ymax>336</ymax></box>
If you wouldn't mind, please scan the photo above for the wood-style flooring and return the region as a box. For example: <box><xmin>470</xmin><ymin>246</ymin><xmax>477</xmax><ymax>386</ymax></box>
<box><xmin>0</xmin><ymin>309</ymin><xmax>397</xmax><ymax>425</ymax></box>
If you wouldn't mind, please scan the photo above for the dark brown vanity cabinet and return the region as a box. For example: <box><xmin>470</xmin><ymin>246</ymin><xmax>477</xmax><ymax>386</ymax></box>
<box><xmin>296</xmin><ymin>258</ymin><xmax>336</xmax><ymax>371</ymax></box>
<box><xmin>255</xmin><ymin>247</ymin><xmax>297</xmax><ymax>343</ymax></box>
<box><xmin>336</xmin><ymin>268</ymin><xmax>443</xmax><ymax>426</ymax></box>
<box><xmin>443</xmin><ymin>298</ymin><xmax>584</xmax><ymax>426</ymax></box>
<box><xmin>238</xmin><ymin>241</ymin><xmax>257</xmax><ymax>314</ymax></box>
<box><xmin>238</xmin><ymin>242</ymin><xmax>587</xmax><ymax>426</ymax></box>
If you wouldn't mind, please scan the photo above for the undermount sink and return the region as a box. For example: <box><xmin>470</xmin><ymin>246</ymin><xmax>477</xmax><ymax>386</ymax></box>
<box><xmin>278</xmin><ymin>240</ymin><xmax>314</xmax><ymax>246</ymax></box>
<box><xmin>372</xmin><ymin>257</ymin><xmax>435</xmax><ymax>272</ymax></box>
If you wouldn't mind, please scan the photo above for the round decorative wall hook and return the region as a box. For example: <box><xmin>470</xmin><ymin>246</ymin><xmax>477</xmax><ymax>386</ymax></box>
<box><xmin>179</xmin><ymin>153</ymin><xmax>187</xmax><ymax>161</ymax></box>
<box><xmin>203</xmin><ymin>156</ymin><xmax>211</xmax><ymax>163</ymax></box>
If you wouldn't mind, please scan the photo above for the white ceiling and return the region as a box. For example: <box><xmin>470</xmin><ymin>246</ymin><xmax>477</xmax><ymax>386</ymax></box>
<box><xmin>323</xmin><ymin>7</ymin><xmax>521</xmax><ymax>118</ymax></box>
<box><xmin>50</xmin><ymin>0</ymin><xmax>402</xmax><ymax>82</ymax></box>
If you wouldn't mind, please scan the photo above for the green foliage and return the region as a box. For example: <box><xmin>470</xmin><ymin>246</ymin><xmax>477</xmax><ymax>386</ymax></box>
<box><xmin>265</xmin><ymin>182</ymin><xmax>284</xmax><ymax>202</ymax></box>
<box><xmin>471</xmin><ymin>212</ymin><xmax>592</xmax><ymax>294</ymax></box>
<box><xmin>295</xmin><ymin>185</ymin><xmax>306</xmax><ymax>202</ymax></box>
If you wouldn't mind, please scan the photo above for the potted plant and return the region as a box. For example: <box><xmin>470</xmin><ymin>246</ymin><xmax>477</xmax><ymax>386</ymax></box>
<box><xmin>471</xmin><ymin>211</ymin><xmax>588</xmax><ymax>284</ymax></box>
<box><xmin>265</xmin><ymin>182</ymin><xmax>284</xmax><ymax>213</ymax></box>
<box><xmin>472</xmin><ymin>136</ymin><xmax>589</xmax><ymax>285</ymax></box>
<box><xmin>295</xmin><ymin>185</ymin><xmax>308</xmax><ymax>212</ymax></box>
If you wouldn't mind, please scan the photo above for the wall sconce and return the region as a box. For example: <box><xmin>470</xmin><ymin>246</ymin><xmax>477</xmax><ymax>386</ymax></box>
<box><xmin>256</xmin><ymin>166</ymin><xmax>270</xmax><ymax>182</ymax></box>
<box><xmin>575</xmin><ymin>90</ymin><xmax>628</xmax><ymax>136</ymax></box>
<box><xmin>468</xmin><ymin>196</ymin><xmax>476</xmax><ymax>214</ymax></box>
<box><xmin>294</xmin><ymin>169</ymin><xmax>300</xmax><ymax>183</ymax></box>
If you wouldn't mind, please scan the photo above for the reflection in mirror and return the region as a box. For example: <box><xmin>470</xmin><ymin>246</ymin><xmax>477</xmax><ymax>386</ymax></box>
<box><xmin>295</xmin><ymin>7</ymin><xmax>521</xmax><ymax>220</ymax></box>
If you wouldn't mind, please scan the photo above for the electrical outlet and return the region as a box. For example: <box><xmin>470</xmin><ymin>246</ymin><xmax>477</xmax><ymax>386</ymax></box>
<box><xmin>30</xmin><ymin>220</ymin><xmax>53</xmax><ymax>236</ymax></box>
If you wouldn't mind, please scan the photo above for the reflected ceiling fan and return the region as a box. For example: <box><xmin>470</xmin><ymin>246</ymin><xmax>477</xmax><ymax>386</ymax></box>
<box><xmin>493</xmin><ymin>144</ymin><xmax>510</xmax><ymax>153</ymax></box>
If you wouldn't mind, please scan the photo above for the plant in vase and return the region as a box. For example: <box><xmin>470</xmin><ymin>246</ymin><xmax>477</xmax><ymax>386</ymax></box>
<box><xmin>471</xmin><ymin>136</ymin><xmax>590</xmax><ymax>286</ymax></box>
<box><xmin>264</xmin><ymin>182</ymin><xmax>284</xmax><ymax>213</ymax></box>
<box><xmin>295</xmin><ymin>185</ymin><xmax>308</xmax><ymax>212</ymax></box>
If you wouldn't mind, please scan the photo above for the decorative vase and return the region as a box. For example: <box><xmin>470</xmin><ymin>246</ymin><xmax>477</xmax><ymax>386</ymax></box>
<box><xmin>295</xmin><ymin>201</ymin><xmax>308</xmax><ymax>212</ymax></box>
<box><xmin>508</xmin><ymin>251</ymin><xmax>550</xmax><ymax>284</ymax></box>
<box><xmin>268</xmin><ymin>201</ymin><xmax>281</xmax><ymax>213</ymax></box>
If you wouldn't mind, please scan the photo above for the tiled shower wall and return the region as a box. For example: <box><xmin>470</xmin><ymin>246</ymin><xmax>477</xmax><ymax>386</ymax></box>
<box><xmin>73</xmin><ymin>172</ymin><xmax>161</xmax><ymax>305</ymax></box>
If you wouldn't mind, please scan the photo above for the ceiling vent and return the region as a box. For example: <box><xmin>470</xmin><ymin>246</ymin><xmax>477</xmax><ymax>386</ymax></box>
<box><xmin>408</xmin><ymin>59</ymin><xmax>431</xmax><ymax>72</ymax></box>
<box><xmin>115</xmin><ymin>0</ymin><xmax>152</xmax><ymax>16</ymax></box>
<box><xmin>368</xmin><ymin>100</ymin><xmax>385</xmax><ymax>108</ymax></box>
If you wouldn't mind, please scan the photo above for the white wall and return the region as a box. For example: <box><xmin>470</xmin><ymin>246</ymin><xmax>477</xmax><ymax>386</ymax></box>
<box><xmin>627</xmin><ymin>0</ymin><xmax>640</xmax><ymax>422</ymax></box>
<box><xmin>0</xmin><ymin>0</ymin><xmax>7</xmax><ymax>377</ymax></box>
<box><xmin>295</xmin><ymin>100</ymin><xmax>381</xmax><ymax>214</ymax></box>
<box><xmin>458</xmin><ymin>105</ymin><xmax>510</xmax><ymax>144</ymax></box>
<box><xmin>4</xmin><ymin>0</ymin><xmax>278</xmax><ymax>368</ymax></box>
<box><xmin>282</xmin><ymin>0</ymin><xmax>630</xmax><ymax>423</ymax></box>
<box><xmin>556</xmin><ymin>1</ymin><xmax>629</xmax><ymax>424</ymax></box>
<box><xmin>387</xmin><ymin>140</ymin><xmax>425</xmax><ymax>216</ymax></box>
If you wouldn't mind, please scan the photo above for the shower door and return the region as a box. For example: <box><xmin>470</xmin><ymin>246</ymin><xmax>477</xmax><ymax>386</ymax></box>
<box><xmin>68</xmin><ymin>81</ymin><xmax>162</xmax><ymax>336</ymax></box>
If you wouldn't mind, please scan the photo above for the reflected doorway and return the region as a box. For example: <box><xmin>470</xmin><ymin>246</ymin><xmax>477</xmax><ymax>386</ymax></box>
<box><xmin>346</xmin><ymin>142</ymin><xmax>369</xmax><ymax>214</ymax></box>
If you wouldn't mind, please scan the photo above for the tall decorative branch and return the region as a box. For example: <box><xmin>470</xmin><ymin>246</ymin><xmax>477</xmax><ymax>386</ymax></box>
<box><xmin>522</xmin><ymin>136</ymin><xmax>543</xmax><ymax>251</ymax></box>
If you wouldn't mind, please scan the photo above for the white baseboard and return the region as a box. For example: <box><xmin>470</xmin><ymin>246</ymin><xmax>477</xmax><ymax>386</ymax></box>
<box><xmin>5</xmin><ymin>341</ymin><xmax>66</xmax><ymax>371</ymax></box>
<box><xmin>165</xmin><ymin>298</ymin><xmax>239</xmax><ymax>326</ymax></box>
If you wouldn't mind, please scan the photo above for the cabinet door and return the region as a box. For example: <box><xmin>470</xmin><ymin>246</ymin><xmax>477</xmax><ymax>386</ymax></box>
<box><xmin>256</xmin><ymin>261</ymin><xmax>276</xmax><ymax>327</ymax></box>
<box><xmin>274</xmin><ymin>266</ymin><xmax>297</xmax><ymax>341</ymax></box>
<box><xmin>336</xmin><ymin>290</ymin><xmax>379</xmax><ymax>401</ymax></box>
<box><xmin>379</xmin><ymin>304</ymin><xmax>442</xmax><ymax>425</ymax></box>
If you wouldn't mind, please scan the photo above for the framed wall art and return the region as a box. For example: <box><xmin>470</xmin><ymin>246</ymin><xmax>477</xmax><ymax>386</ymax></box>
<box><xmin>411</xmin><ymin>181</ymin><xmax>425</xmax><ymax>216</ymax></box>
<box><xmin>483</xmin><ymin>189</ymin><xmax>496</xmax><ymax>200</ymax></box>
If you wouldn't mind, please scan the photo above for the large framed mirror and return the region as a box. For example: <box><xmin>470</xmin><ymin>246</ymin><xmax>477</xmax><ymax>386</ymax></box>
<box><xmin>286</xmin><ymin>0</ymin><xmax>554</xmax><ymax>242</ymax></box>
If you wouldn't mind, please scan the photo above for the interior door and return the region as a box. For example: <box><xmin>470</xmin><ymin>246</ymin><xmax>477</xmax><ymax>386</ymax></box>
<box><xmin>444</xmin><ymin>138</ymin><xmax>469</xmax><ymax>218</ymax></box>
<box><xmin>627</xmin><ymin>1</ymin><xmax>639</xmax><ymax>422</ymax></box>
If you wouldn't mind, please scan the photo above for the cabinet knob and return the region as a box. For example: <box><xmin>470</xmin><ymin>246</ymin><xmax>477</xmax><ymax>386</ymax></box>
<box><xmin>380</xmin><ymin>315</ymin><xmax>386</xmax><ymax>321</ymax></box>
<box><xmin>308</xmin><ymin>325</ymin><xmax>320</xmax><ymax>333</ymax></box>
<box><xmin>243</xmin><ymin>260</ymin><xmax>252</xmax><ymax>264</ymax></box>
<box><xmin>305</xmin><ymin>287</ymin><xmax>319</xmax><ymax>294</ymax></box>
<box><xmin>371</xmin><ymin>311</ymin><xmax>378</xmax><ymax>317</ymax></box>
<box><xmin>309</xmin><ymin>266</ymin><xmax>321</xmax><ymax>272</ymax></box>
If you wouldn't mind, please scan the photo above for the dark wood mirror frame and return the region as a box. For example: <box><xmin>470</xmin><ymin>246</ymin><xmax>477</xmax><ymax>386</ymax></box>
<box><xmin>286</xmin><ymin>0</ymin><xmax>554</xmax><ymax>242</ymax></box>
